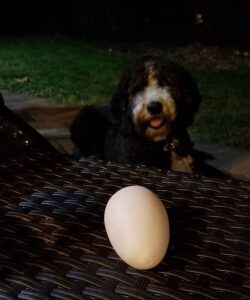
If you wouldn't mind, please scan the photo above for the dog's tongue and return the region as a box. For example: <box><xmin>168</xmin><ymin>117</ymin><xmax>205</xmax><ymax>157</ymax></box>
<box><xmin>149</xmin><ymin>117</ymin><xmax>163</xmax><ymax>128</ymax></box>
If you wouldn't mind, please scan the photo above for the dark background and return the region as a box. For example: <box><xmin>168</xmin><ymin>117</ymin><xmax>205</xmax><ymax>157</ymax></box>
<box><xmin>0</xmin><ymin>0</ymin><xmax>249</xmax><ymax>47</ymax></box>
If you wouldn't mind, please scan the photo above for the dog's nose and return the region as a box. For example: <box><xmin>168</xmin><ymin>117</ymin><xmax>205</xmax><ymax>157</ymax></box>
<box><xmin>147</xmin><ymin>101</ymin><xmax>162</xmax><ymax>115</ymax></box>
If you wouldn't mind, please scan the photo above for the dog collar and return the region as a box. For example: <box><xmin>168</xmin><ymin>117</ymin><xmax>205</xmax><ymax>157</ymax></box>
<box><xmin>163</xmin><ymin>140</ymin><xmax>177</xmax><ymax>152</ymax></box>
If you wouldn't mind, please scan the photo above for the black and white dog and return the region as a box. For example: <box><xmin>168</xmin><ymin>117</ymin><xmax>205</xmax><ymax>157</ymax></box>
<box><xmin>70</xmin><ymin>56</ymin><xmax>205</xmax><ymax>173</ymax></box>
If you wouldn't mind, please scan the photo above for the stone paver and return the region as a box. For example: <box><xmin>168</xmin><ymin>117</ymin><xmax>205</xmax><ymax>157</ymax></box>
<box><xmin>2</xmin><ymin>90</ymin><xmax>78</xmax><ymax>155</ymax></box>
<box><xmin>194</xmin><ymin>140</ymin><xmax>250</xmax><ymax>182</ymax></box>
<box><xmin>1</xmin><ymin>91</ymin><xmax>250</xmax><ymax>182</ymax></box>
<box><xmin>2</xmin><ymin>91</ymin><xmax>65</xmax><ymax>110</ymax></box>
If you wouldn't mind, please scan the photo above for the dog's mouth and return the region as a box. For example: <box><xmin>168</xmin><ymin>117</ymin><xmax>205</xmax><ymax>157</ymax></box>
<box><xmin>148</xmin><ymin>117</ymin><xmax>164</xmax><ymax>129</ymax></box>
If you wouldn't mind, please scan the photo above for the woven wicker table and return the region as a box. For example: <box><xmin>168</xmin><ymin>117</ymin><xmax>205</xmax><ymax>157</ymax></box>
<box><xmin>0</xmin><ymin>99</ymin><xmax>250</xmax><ymax>300</ymax></box>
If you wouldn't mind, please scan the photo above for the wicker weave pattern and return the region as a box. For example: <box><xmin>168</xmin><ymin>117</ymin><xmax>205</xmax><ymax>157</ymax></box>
<box><xmin>0</xmin><ymin>151</ymin><xmax>249</xmax><ymax>300</ymax></box>
<box><xmin>0</xmin><ymin>104</ymin><xmax>250</xmax><ymax>299</ymax></box>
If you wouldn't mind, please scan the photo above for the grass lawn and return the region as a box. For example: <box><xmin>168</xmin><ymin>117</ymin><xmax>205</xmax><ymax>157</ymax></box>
<box><xmin>0</xmin><ymin>36</ymin><xmax>249</xmax><ymax>149</ymax></box>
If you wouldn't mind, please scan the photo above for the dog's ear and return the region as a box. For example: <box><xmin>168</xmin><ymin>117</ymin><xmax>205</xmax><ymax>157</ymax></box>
<box><xmin>111</xmin><ymin>61</ymin><xmax>148</xmax><ymax>120</ymax></box>
<box><xmin>111</xmin><ymin>67</ymin><xmax>144</xmax><ymax>136</ymax></box>
<box><xmin>177</xmin><ymin>69</ymin><xmax>203</xmax><ymax>127</ymax></box>
<box><xmin>110</xmin><ymin>70</ymin><xmax>131</xmax><ymax>121</ymax></box>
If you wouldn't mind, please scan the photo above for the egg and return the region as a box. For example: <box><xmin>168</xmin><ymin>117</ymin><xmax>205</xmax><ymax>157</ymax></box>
<box><xmin>104</xmin><ymin>185</ymin><xmax>170</xmax><ymax>269</ymax></box>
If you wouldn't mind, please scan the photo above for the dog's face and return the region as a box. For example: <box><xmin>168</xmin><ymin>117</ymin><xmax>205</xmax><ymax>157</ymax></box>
<box><xmin>130</xmin><ymin>62</ymin><xmax>177</xmax><ymax>141</ymax></box>
<box><xmin>112</xmin><ymin>57</ymin><xmax>202</xmax><ymax>142</ymax></box>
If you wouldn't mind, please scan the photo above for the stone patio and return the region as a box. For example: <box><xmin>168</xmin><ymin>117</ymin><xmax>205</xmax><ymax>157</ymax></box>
<box><xmin>2</xmin><ymin>90</ymin><xmax>250</xmax><ymax>182</ymax></box>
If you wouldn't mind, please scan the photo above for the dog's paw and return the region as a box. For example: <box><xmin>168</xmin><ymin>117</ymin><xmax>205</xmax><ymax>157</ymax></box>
<box><xmin>170</xmin><ymin>152</ymin><xmax>194</xmax><ymax>173</ymax></box>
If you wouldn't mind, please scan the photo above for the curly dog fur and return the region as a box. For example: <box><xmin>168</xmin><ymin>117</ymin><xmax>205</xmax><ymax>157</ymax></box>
<box><xmin>70</xmin><ymin>56</ymin><xmax>203</xmax><ymax>173</ymax></box>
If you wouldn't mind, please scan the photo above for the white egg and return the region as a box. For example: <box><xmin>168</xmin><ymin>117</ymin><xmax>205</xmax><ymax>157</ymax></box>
<box><xmin>104</xmin><ymin>185</ymin><xmax>170</xmax><ymax>269</ymax></box>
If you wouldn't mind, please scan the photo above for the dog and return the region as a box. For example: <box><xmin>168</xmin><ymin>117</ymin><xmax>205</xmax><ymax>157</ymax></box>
<box><xmin>70</xmin><ymin>56</ymin><xmax>203</xmax><ymax>173</ymax></box>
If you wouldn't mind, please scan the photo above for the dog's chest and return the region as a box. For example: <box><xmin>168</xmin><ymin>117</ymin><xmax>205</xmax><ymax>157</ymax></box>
<box><xmin>104</xmin><ymin>132</ymin><xmax>171</xmax><ymax>168</ymax></box>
